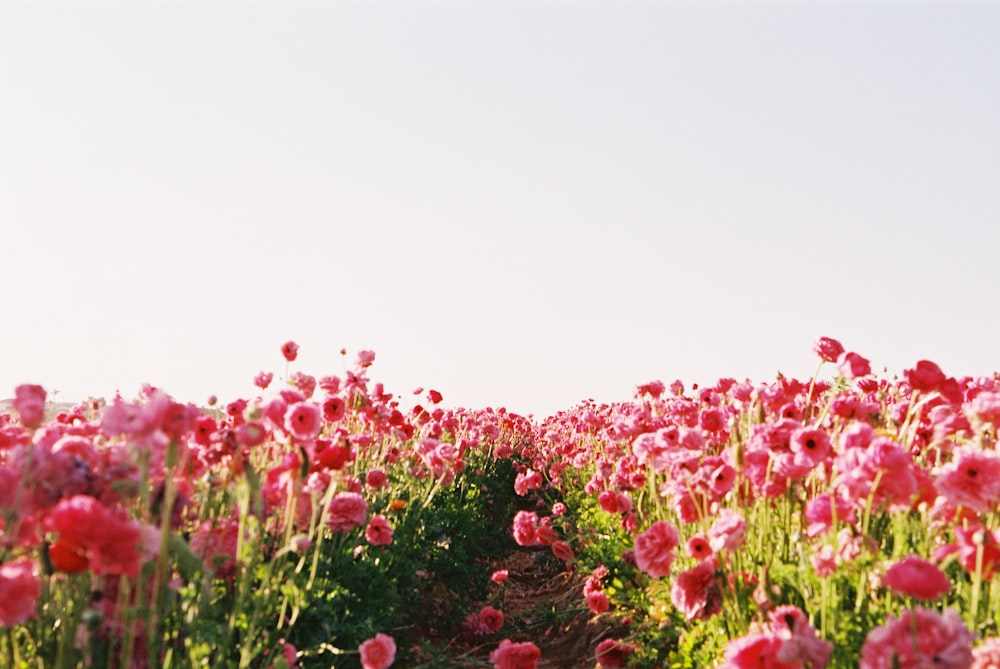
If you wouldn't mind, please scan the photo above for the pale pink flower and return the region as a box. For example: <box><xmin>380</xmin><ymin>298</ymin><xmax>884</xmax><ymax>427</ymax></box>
<box><xmin>972</xmin><ymin>637</ymin><xmax>1000</xmax><ymax>669</ymax></box>
<box><xmin>634</xmin><ymin>520</ymin><xmax>680</xmax><ymax>578</ymax></box>
<box><xmin>884</xmin><ymin>555</ymin><xmax>950</xmax><ymax>601</ymax></box>
<box><xmin>356</xmin><ymin>350</ymin><xmax>376</xmax><ymax>368</ymax></box>
<box><xmin>709</xmin><ymin>509</ymin><xmax>747</xmax><ymax>553</ymax></box>
<box><xmin>905</xmin><ymin>360</ymin><xmax>947</xmax><ymax>393</ymax></box>
<box><xmin>327</xmin><ymin>492</ymin><xmax>368</xmax><ymax>533</ymax></box>
<box><xmin>358</xmin><ymin>633</ymin><xmax>396</xmax><ymax>669</ymax></box>
<box><xmin>859</xmin><ymin>607</ymin><xmax>974</xmax><ymax>669</ymax></box>
<box><xmin>489</xmin><ymin>639</ymin><xmax>541</xmax><ymax>669</ymax></box>
<box><xmin>0</xmin><ymin>558</ymin><xmax>41</xmax><ymax>627</ymax></box>
<box><xmin>514</xmin><ymin>469</ymin><xmax>543</xmax><ymax>496</ymax></box>
<box><xmin>810</xmin><ymin>545</ymin><xmax>837</xmax><ymax>577</ymax></box>
<box><xmin>770</xmin><ymin>605</ymin><xmax>833</xmax><ymax>668</ymax></box>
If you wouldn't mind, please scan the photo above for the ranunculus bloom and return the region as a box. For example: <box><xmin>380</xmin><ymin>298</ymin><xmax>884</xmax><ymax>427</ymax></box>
<box><xmin>322</xmin><ymin>396</ymin><xmax>346</xmax><ymax>423</ymax></box>
<box><xmin>284</xmin><ymin>402</ymin><xmax>322</xmax><ymax>441</ymax></box>
<box><xmin>813</xmin><ymin>337</ymin><xmax>845</xmax><ymax>364</ymax></box>
<box><xmin>358</xmin><ymin>632</ymin><xmax>396</xmax><ymax>669</ymax></box>
<box><xmin>634</xmin><ymin>520</ymin><xmax>680</xmax><ymax>578</ymax></box>
<box><xmin>356</xmin><ymin>350</ymin><xmax>376</xmax><ymax>368</ymax></box>
<box><xmin>489</xmin><ymin>639</ymin><xmax>541</xmax><ymax>669</ymax></box>
<box><xmin>973</xmin><ymin>637</ymin><xmax>1000</xmax><ymax>669</ymax></box>
<box><xmin>45</xmin><ymin>495</ymin><xmax>145</xmax><ymax>576</ymax></box>
<box><xmin>189</xmin><ymin>517</ymin><xmax>242</xmax><ymax>583</ymax></box>
<box><xmin>366</xmin><ymin>469</ymin><xmax>387</xmax><ymax>489</ymax></box>
<box><xmin>709</xmin><ymin>510</ymin><xmax>747</xmax><ymax>553</ymax></box>
<box><xmin>859</xmin><ymin>607</ymin><xmax>974</xmax><ymax>669</ymax></box>
<box><xmin>254</xmin><ymin>371</ymin><xmax>273</xmax><ymax>389</ymax></box>
<box><xmin>365</xmin><ymin>515</ymin><xmax>394</xmax><ymax>546</ymax></box>
<box><xmin>327</xmin><ymin>492</ymin><xmax>368</xmax><ymax>533</ymax></box>
<box><xmin>935</xmin><ymin>446</ymin><xmax>1000</xmax><ymax>514</ymax></box>
<box><xmin>479</xmin><ymin>605</ymin><xmax>504</xmax><ymax>633</ymax></box>
<box><xmin>671</xmin><ymin>559</ymin><xmax>722</xmax><ymax>621</ymax></box>
<box><xmin>281</xmin><ymin>340</ymin><xmax>299</xmax><ymax>362</ymax></box>
<box><xmin>0</xmin><ymin>558</ymin><xmax>41</xmax><ymax>627</ymax></box>
<box><xmin>686</xmin><ymin>535</ymin><xmax>713</xmax><ymax>561</ymax></box>
<box><xmin>551</xmin><ymin>540</ymin><xmax>574</xmax><ymax>562</ymax></box>
<box><xmin>595</xmin><ymin>638</ymin><xmax>633</xmax><ymax>668</ymax></box>
<box><xmin>512</xmin><ymin>511</ymin><xmax>539</xmax><ymax>547</ymax></box>
<box><xmin>904</xmin><ymin>360</ymin><xmax>947</xmax><ymax>392</ymax></box>
<box><xmin>837</xmin><ymin>351</ymin><xmax>872</xmax><ymax>379</ymax></box>
<box><xmin>13</xmin><ymin>384</ymin><xmax>46</xmax><ymax>429</ymax></box>
<box><xmin>491</xmin><ymin>570</ymin><xmax>509</xmax><ymax>584</ymax></box>
<box><xmin>884</xmin><ymin>556</ymin><xmax>951</xmax><ymax>601</ymax></box>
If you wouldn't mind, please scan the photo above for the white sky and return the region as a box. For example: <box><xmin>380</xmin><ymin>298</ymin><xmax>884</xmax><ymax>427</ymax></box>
<box><xmin>2</xmin><ymin>1</ymin><xmax>999</xmax><ymax>418</ymax></box>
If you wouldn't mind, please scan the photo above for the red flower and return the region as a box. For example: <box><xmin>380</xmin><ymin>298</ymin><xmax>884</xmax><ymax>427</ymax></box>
<box><xmin>45</xmin><ymin>495</ymin><xmax>144</xmax><ymax>576</ymax></box>
<box><xmin>0</xmin><ymin>558</ymin><xmax>41</xmax><ymax>627</ymax></box>
<box><xmin>281</xmin><ymin>340</ymin><xmax>299</xmax><ymax>362</ymax></box>
<box><xmin>884</xmin><ymin>556</ymin><xmax>950</xmax><ymax>601</ymax></box>
<box><xmin>837</xmin><ymin>351</ymin><xmax>872</xmax><ymax>378</ymax></box>
<box><xmin>551</xmin><ymin>540</ymin><xmax>574</xmax><ymax>562</ymax></box>
<box><xmin>904</xmin><ymin>360</ymin><xmax>947</xmax><ymax>392</ymax></box>
<box><xmin>813</xmin><ymin>337</ymin><xmax>845</xmax><ymax>364</ymax></box>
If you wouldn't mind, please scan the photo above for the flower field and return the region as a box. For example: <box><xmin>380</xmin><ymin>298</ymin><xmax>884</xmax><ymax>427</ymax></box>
<box><xmin>3</xmin><ymin>338</ymin><xmax>1000</xmax><ymax>668</ymax></box>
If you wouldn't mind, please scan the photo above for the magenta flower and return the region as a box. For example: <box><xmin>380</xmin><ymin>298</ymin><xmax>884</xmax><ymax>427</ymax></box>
<box><xmin>595</xmin><ymin>638</ymin><xmax>633</xmax><ymax>668</ymax></box>
<box><xmin>13</xmin><ymin>384</ymin><xmax>46</xmax><ymax>429</ymax></box>
<box><xmin>634</xmin><ymin>520</ymin><xmax>680</xmax><ymax>578</ymax></box>
<box><xmin>813</xmin><ymin>337</ymin><xmax>845</xmax><ymax>364</ymax></box>
<box><xmin>512</xmin><ymin>510</ymin><xmax>539</xmax><ymax>546</ymax></box>
<box><xmin>671</xmin><ymin>559</ymin><xmax>722</xmax><ymax>621</ymax></box>
<box><xmin>837</xmin><ymin>351</ymin><xmax>872</xmax><ymax>378</ymax></box>
<box><xmin>685</xmin><ymin>535</ymin><xmax>713</xmax><ymax>561</ymax></box>
<box><xmin>935</xmin><ymin>446</ymin><xmax>1000</xmax><ymax>514</ymax></box>
<box><xmin>284</xmin><ymin>402</ymin><xmax>322</xmax><ymax>442</ymax></box>
<box><xmin>45</xmin><ymin>495</ymin><xmax>145</xmax><ymax>576</ymax></box>
<box><xmin>0</xmin><ymin>558</ymin><xmax>41</xmax><ymax>627</ymax></box>
<box><xmin>358</xmin><ymin>632</ymin><xmax>396</xmax><ymax>669</ymax></box>
<box><xmin>884</xmin><ymin>556</ymin><xmax>950</xmax><ymax>601</ymax></box>
<box><xmin>904</xmin><ymin>359</ymin><xmax>947</xmax><ymax>392</ymax></box>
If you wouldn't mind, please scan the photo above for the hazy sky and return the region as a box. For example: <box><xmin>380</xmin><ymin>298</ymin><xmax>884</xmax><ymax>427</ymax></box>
<box><xmin>2</xmin><ymin>1</ymin><xmax>999</xmax><ymax>418</ymax></box>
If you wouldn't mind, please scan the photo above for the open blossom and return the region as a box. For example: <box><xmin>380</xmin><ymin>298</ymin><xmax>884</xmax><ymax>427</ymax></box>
<box><xmin>281</xmin><ymin>340</ymin><xmax>299</xmax><ymax>362</ymax></box>
<box><xmin>45</xmin><ymin>495</ymin><xmax>145</xmax><ymax>576</ymax></box>
<box><xmin>813</xmin><ymin>337</ymin><xmax>845</xmax><ymax>364</ymax></box>
<box><xmin>284</xmin><ymin>402</ymin><xmax>322</xmax><ymax>441</ymax></box>
<box><xmin>859</xmin><ymin>607</ymin><xmax>974</xmax><ymax>669</ymax></box>
<box><xmin>512</xmin><ymin>510</ymin><xmax>539</xmax><ymax>546</ymax></box>
<box><xmin>365</xmin><ymin>515</ymin><xmax>394</xmax><ymax>546</ymax></box>
<box><xmin>634</xmin><ymin>520</ymin><xmax>680</xmax><ymax>578</ymax></box>
<box><xmin>0</xmin><ymin>558</ymin><xmax>41</xmax><ymax>627</ymax></box>
<box><xmin>709</xmin><ymin>510</ymin><xmax>747</xmax><ymax>553</ymax></box>
<box><xmin>327</xmin><ymin>492</ymin><xmax>368</xmax><ymax>533</ymax></box>
<box><xmin>884</xmin><ymin>556</ymin><xmax>950</xmax><ymax>601</ymax></box>
<box><xmin>358</xmin><ymin>633</ymin><xmax>396</xmax><ymax>669</ymax></box>
<box><xmin>489</xmin><ymin>639</ymin><xmax>541</xmax><ymax>669</ymax></box>
<box><xmin>254</xmin><ymin>371</ymin><xmax>273</xmax><ymax>389</ymax></box>
<box><xmin>837</xmin><ymin>351</ymin><xmax>872</xmax><ymax>378</ymax></box>
<box><xmin>356</xmin><ymin>350</ymin><xmax>376</xmax><ymax>368</ymax></box>
<box><xmin>13</xmin><ymin>384</ymin><xmax>46</xmax><ymax>429</ymax></box>
<box><xmin>595</xmin><ymin>638</ymin><xmax>633</xmax><ymax>668</ymax></box>
<box><xmin>935</xmin><ymin>446</ymin><xmax>1000</xmax><ymax>514</ymax></box>
<box><xmin>671</xmin><ymin>559</ymin><xmax>722</xmax><ymax>621</ymax></box>
<box><xmin>514</xmin><ymin>468</ymin><xmax>543</xmax><ymax>496</ymax></box>
<box><xmin>973</xmin><ymin>637</ymin><xmax>1000</xmax><ymax>669</ymax></box>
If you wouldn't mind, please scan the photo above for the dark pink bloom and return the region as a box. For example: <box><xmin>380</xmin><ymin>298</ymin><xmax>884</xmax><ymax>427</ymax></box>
<box><xmin>813</xmin><ymin>337</ymin><xmax>845</xmax><ymax>364</ymax></box>
<box><xmin>634</xmin><ymin>520</ymin><xmax>680</xmax><ymax>578</ymax></box>
<box><xmin>13</xmin><ymin>384</ymin><xmax>46</xmax><ymax>429</ymax></box>
<box><xmin>0</xmin><ymin>558</ymin><xmax>41</xmax><ymax>627</ymax></box>
<box><xmin>671</xmin><ymin>559</ymin><xmax>721</xmax><ymax>621</ymax></box>
<box><xmin>595</xmin><ymin>638</ymin><xmax>633</xmax><ymax>668</ymax></box>
<box><xmin>479</xmin><ymin>605</ymin><xmax>504</xmax><ymax>633</ymax></box>
<box><xmin>322</xmin><ymin>396</ymin><xmax>346</xmax><ymax>423</ymax></box>
<box><xmin>838</xmin><ymin>351</ymin><xmax>872</xmax><ymax>378</ymax></box>
<box><xmin>281</xmin><ymin>340</ymin><xmax>299</xmax><ymax>362</ymax></box>
<box><xmin>551</xmin><ymin>540</ymin><xmax>574</xmax><ymax>562</ymax></box>
<box><xmin>905</xmin><ymin>360</ymin><xmax>947</xmax><ymax>392</ymax></box>
<box><xmin>358</xmin><ymin>632</ymin><xmax>396</xmax><ymax>669</ymax></box>
<box><xmin>859</xmin><ymin>607</ymin><xmax>974</xmax><ymax>669</ymax></box>
<box><xmin>365</xmin><ymin>515</ymin><xmax>394</xmax><ymax>546</ymax></box>
<box><xmin>789</xmin><ymin>427</ymin><xmax>831</xmax><ymax>467</ymax></box>
<box><xmin>884</xmin><ymin>555</ymin><xmax>951</xmax><ymax>601</ymax></box>
<box><xmin>284</xmin><ymin>402</ymin><xmax>322</xmax><ymax>441</ymax></box>
<box><xmin>327</xmin><ymin>492</ymin><xmax>368</xmax><ymax>533</ymax></box>
<box><xmin>686</xmin><ymin>535</ymin><xmax>713</xmax><ymax>561</ymax></box>
<box><xmin>45</xmin><ymin>495</ymin><xmax>145</xmax><ymax>576</ymax></box>
<box><xmin>489</xmin><ymin>639</ymin><xmax>541</xmax><ymax>669</ymax></box>
<box><xmin>365</xmin><ymin>469</ymin><xmax>387</xmax><ymax>489</ymax></box>
<box><xmin>805</xmin><ymin>494</ymin><xmax>856</xmax><ymax>537</ymax></box>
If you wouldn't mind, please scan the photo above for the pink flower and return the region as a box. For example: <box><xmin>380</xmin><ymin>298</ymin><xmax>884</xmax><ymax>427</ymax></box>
<box><xmin>769</xmin><ymin>605</ymin><xmax>833</xmax><ymax>668</ymax></box>
<box><xmin>491</xmin><ymin>570</ymin><xmax>509</xmax><ymax>584</ymax></box>
<box><xmin>935</xmin><ymin>446</ymin><xmax>1000</xmax><ymax>514</ymax></box>
<box><xmin>551</xmin><ymin>540</ymin><xmax>574</xmax><ymax>562</ymax></box>
<box><xmin>686</xmin><ymin>535</ymin><xmax>713</xmax><ymax>561</ymax></box>
<box><xmin>719</xmin><ymin>633</ymin><xmax>798</xmax><ymax>669</ymax></box>
<box><xmin>327</xmin><ymin>492</ymin><xmax>368</xmax><ymax>533</ymax></box>
<box><xmin>512</xmin><ymin>511</ymin><xmax>539</xmax><ymax>547</ymax></box>
<box><xmin>709</xmin><ymin>509</ymin><xmax>747</xmax><ymax>553</ymax></box>
<box><xmin>810</xmin><ymin>545</ymin><xmax>837</xmax><ymax>577</ymax></box>
<box><xmin>837</xmin><ymin>351</ymin><xmax>872</xmax><ymax>378</ymax></box>
<box><xmin>634</xmin><ymin>520</ymin><xmax>680</xmax><ymax>578</ymax></box>
<box><xmin>884</xmin><ymin>556</ymin><xmax>950</xmax><ymax>601</ymax></box>
<box><xmin>859</xmin><ymin>607</ymin><xmax>974</xmax><ymax>669</ymax></box>
<box><xmin>905</xmin><ymin>360</ymin><xmax>947</xmax><ymax>392</ymax></box>
<box><xmin>587</xmin><ymin>590</ymin><xmax>610</xmax><ymax>614</ymax></box>
<box><xmin>973</xmin><ymin>637</ymin><xmax>1000</xmax><ymax>669</ymax></box>
<box><xmin>284</xmin><ymin>402</ymin><xmax>322</xmax><ymax>441</ymax></box>
<box><xmin>322</xmin><ymin>396</ymin><xmax>346</xmax><ymax>423</ymax></box>
<box><xmin>45</xmin><ymin>495</ymin><xmax>145</xmax><ymax>576</ymax></box>
<box><xmin>290</xmin><ymin>372</ymin><xmax>317</xmax><ymax>399</ymax></box>
<box><xmin>0</xmin><ymin>558</ymin><xmax>41</xmax><ymax>627</ymax></box>
<box><xmin>254</xmin><ymin>371</ymin><xmax>273</xmax><ymax>389</ymax></box>
<box><xmin>489</xmin><ymin>639</ymin><xmax>541</xmax><ymax>669</ymax></box>
<box><xmin>189</xmin><ymin>517</ymin><xmax>242</xmax><ymax>583</ymax></box>
<box><xmin>358</xmin><ymin>633</ymin><xmax>396</xmax><ymax>669</ymax></box>
<box><xmin>514</xmin><ymin>469</ymin><xmax>543</xmax><ymax>496</ymax></box>
<box><xmin>365</xmin><ymin>469</ymin><xmax>387</xmax><ymax>489</ymax></box>
<box><xmin>804</xmin><ymin>494</ymin><xmax>856</xmax><ymax>537</ymax></box>
<box><xmin>365</xmin><ymin>515</ymin><xmax>394</xmax><ymax>546</ymax></box>
<box><xmin>13</xmin><ymin>384</ymin><xmax>46</xmax><ymax>429</ymax></box>
<box><xmin>813</xmin><ymin>337</ymin><xmax>845</xmax><ymax>364</ymax></box>
<box><xmin>595</xmin><ymin>638</ymin><xmax>633</xmax><ymax>668</ymax></box>
<box><xmin>671</xmin><ymin>559</ymin><xmax>722</xmax><ymax>621</ymax></box>
<box><xmin>281</xmin><ymin>340</ymin><xmax>299</xmax><ymax>362</ymax></box>
<box><xmin>356</xmin><ymin>350</ymin><xmax>376</xmax><ymax>368</ymax></box>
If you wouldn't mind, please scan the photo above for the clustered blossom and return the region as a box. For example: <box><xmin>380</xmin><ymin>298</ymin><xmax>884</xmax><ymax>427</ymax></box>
<box><xmin>859</xmin><ymin>608</ymin><xmax>974</xmax><ymax>669</ymax></box>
